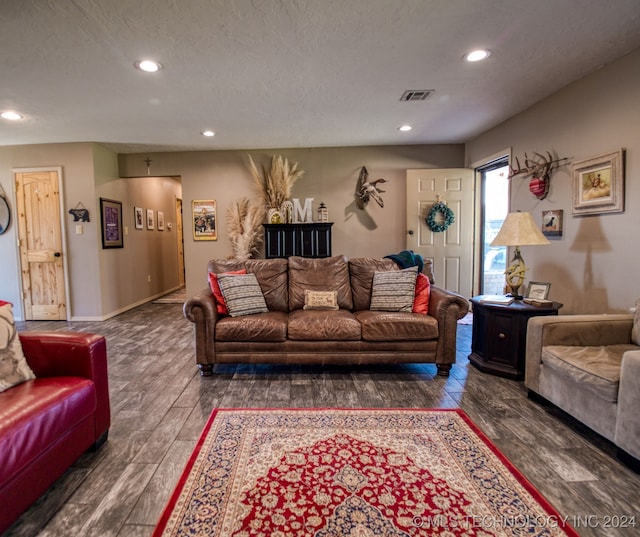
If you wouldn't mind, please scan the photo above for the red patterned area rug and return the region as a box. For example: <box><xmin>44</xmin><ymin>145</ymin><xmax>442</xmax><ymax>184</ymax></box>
<box><xmin>153</xmin><ymin>408</ymin><xmax>578</xmax><ymax>536</ymax></box>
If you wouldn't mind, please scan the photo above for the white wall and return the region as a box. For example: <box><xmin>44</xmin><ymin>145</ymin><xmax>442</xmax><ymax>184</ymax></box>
<box><xmin>466</xmin><ymin>49</ymin><xmax>640</xmax><ymax>314</ymax></box>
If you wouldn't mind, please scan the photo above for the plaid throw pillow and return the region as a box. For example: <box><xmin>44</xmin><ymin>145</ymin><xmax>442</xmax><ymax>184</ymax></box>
<box><xmin>369</xmin><ymin>267</ymin><xmax>418</xmax><ymax>313</ymax></box>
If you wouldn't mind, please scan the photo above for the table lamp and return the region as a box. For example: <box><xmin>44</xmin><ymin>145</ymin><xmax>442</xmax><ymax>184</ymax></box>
<box><xmin>490</xmin><ymin>211</ymin><xmax>550</xmax><ymax>298</ymax></box>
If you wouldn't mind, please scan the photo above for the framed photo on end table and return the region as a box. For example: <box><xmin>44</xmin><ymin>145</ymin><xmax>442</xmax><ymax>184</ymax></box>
<box><xmin>526</xmin><ymin>281</ymin><xmax>550</xmax><ymax>300</ymax></box>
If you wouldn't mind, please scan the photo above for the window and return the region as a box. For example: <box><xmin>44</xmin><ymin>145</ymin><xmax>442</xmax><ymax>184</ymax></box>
<box><xmin>479</xmin><ymin>160</ymin><xmax>509</xmax><ymax>295</ymax></box>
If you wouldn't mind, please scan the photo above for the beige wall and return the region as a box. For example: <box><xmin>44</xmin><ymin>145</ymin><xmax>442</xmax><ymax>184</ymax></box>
<box><xmin>0</xmin><ymin>143</ymin><xmax>182</xmax><ymax>320</ymax></box>
<box><xmin>466</xmin><ymin>49</ymin><xmax>640</xmax><ymax>314</ymax></box>
<box><xmin>4</xmin><ymin>48</ymin><xmax>638</xmax><ymax>318</ymax></box>
<box><xmin>118</xmin><ymin>144</ymin><xmax>465</xmax><ymax>297</ymax></box>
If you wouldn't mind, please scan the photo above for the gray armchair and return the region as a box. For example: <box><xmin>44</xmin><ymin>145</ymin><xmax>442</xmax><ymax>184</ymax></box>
<box><xmin>525</xmin><ymin>311</ymin><xmax>640</xmax><ymax>468</ymax></box>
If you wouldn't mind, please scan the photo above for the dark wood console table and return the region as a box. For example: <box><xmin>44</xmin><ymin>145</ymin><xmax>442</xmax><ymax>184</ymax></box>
<box><xmin>468</xmin><ymin>296</ymin><xmax>562</xmax><ymax>380</ymax></box>
<box><xmin>264</xmin><ymin>223</ymin><xmax>333</xmax><ymax>258</ymax></box>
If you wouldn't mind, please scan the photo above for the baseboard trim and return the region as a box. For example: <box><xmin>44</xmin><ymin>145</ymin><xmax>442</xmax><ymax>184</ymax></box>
<box><xmin>70</xmin><ymin>288</ymin><xmax>181</xmax><ymax>321</ymax></box>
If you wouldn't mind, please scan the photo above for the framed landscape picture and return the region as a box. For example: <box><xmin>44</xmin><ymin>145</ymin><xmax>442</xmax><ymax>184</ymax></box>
<box><xmin>100</xmin><ymin>198</ymin><xmax>123</xmax><ymax>248</ymax></box>
<box><xmin>192</xmin><ymin>200</ymin><xmax>217</xmax><ymax>240</ymax></box>
<box><xmin>572</xmin><ymin>149</ymin><xmax>624</xmax><ymax>216</ymax></box>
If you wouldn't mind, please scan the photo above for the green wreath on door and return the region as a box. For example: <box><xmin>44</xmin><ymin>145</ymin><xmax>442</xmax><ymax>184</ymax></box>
<box><xmin>426</xmin><ymin>201</ymin><xmax>455</xmax><ymax>232</ymax></box>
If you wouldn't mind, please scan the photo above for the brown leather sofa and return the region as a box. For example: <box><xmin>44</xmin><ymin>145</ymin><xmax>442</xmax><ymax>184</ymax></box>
<box><xmin>184</xmin><ymin>255</ymin><xmax>469</xmax><ymax>377</ymax></box>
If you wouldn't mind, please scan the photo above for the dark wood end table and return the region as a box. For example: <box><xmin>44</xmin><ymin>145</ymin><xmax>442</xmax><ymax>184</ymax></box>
<box><xmin>468</xmin><ymin>295</ymin><xmax>563</xmax><ymax>380</ymax></box>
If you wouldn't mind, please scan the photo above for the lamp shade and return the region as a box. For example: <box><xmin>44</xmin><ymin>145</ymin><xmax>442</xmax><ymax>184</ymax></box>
<box><xmin>490</xmin><ymin>211</ymin><xmax>550</xmax><ymax>247</ymax></box>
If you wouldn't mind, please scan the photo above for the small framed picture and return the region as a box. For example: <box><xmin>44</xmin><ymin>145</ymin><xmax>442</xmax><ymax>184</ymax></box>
<box><xmin>541</xmin><ymin>209</ymin><xmax>563</xmax><ymax>238</ymax></box>
<box><xmin>526</xmin><ymin>281</ymin><xmax>550</xmax><ymax>300</ymax></box>
<box><xmin>572</xmin><ymin>149</ymin><xmax>624</xmax><ymax>216</ymax></box>
<box><xmin>146</xmin><ymin>208</ymin><xmax>155</xmax><ymax>230</ymax></box>
<box><xmin>134</xmin><ymin>206</ymin><xmax>144</xmax><ymax>230</ymax></box>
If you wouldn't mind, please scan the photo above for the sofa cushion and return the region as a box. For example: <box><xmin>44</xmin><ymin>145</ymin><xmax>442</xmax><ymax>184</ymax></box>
<box><xmin>288</xmin><ymin>309</ymin><xmax>361</xmax><ymax>341</ymax></box>
<box><xmin>217</xmin><ymin>273</ymin><xmax>269</xmax><ymax>317</ymax></box>
<box><xmin>542</xmin><ymin>344</ymin><xmax>640</xmax><ymax>403</ymax></box>
<box><xmin>349</xmin><ymin>258</ymin><xmax>399</xmax><ymax>311</ymax></box>
<box><xmin>370</xmin><ymin>267</ymin><xmax>418</xmax><ymax>312</ymax></box>
<box><xmin>0</xmin><ymin>377</ymin><xmax>96</xmax><ymax>485</ymax></box>
<box><xmin>215</xmin><ymin>311</ymin><xmax>288</xmax><ymax>342</ymax></box>
<box><xmin>0</xmin><ymin>301</ymin><xmax>36</xmax><ymax>393</ymax></box>
<box><xmin>288</xmin><ymin>255</ymin><xmax>353</xmax><ymax>311</ymax></box>
<box><xmin>208</xmin><ymin>258</ymin><xmax>289</xmax><ymax>312</ymax></box>
<box><xmin>355</xmin><ymin>310</ymin><xmax>438</xmax><ymax>342</ymax></box>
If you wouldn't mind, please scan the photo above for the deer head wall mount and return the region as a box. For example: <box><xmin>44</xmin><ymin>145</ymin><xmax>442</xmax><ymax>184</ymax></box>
<box><xmin>509</xmin><ymin>151</ymin><xmax>569</xmax><ymax>200</ymax></box>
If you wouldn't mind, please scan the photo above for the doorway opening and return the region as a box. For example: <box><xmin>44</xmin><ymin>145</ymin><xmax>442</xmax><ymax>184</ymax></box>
<box><xmin>478</xmin><ymin>160</ymin><xmax>510</xmax><ymax>295</ymax></box>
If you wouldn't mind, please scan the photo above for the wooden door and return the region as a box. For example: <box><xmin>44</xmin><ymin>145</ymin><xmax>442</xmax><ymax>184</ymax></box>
<box><xmin>176</xmin><ymin>198</ymin><xmax>185</xmax><ymax>286</ymax></box>
<box><xmin>406</xmin><ymin>168</ymin><xmax>475</xmax><ymax>298</ymax></box>
<box><xmin>15</xmin><ymin>169</ymin><xmax>67</xmax><ymax>320</ymax></box>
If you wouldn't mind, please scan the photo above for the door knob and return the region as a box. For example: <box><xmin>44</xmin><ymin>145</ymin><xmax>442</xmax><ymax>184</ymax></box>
<box><xmin>407</xmin><ymin>230</ymin><xmax>414</xmax><ymax>235</ymax></box>
<box><xmin>54</xmin><ymin>252</ymin><xmax>61</xmax><ymax>257</ymax></box>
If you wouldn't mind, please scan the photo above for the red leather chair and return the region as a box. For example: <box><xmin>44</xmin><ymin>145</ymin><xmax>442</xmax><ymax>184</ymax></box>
<box><xmin>0</xmin><ymin>332</ymin><xmax>110</xmax><ymax>533</ymax></box>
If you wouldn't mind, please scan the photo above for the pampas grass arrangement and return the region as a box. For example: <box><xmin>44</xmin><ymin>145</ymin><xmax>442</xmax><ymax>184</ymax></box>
<box><xmin>226</xmin><ymin>198</ymin><xmax>265</xmax><ymax>260</ymax></box>
<box><xmin>248</xmin><ymin>154</ymin><xmax>305</xmax><ymax>209</ymax></box>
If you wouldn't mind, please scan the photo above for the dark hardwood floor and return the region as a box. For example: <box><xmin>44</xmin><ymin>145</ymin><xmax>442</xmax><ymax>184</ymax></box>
<box><xmin>7</xmin><ymin>302</ymin><xmax>639</xmax><ymax>536</ymax></box>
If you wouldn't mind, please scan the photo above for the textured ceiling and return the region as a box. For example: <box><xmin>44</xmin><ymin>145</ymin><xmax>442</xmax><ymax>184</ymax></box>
<box><xmin>1</xmin><ymin>0</ymin><xmax>640</xmax><ymax>153</ymax></box>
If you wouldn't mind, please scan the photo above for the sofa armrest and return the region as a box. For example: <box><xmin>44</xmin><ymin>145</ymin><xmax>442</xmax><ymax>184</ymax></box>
<box><xmin>18</xmin><ymin>331</ymin><xmax>110</xmax><ymax>439</ymax></box>
<box><xmin>525</xmin><ymin>314</ymin><xmax>633</xmax><ymax>392</ymax></box>
<box><xmin>616</xmin><ymin>350</ymin><xmax>640</xmax><ymax>462</ymax></box>
<box><xmin>183</xmin><ymin>287</ymin><xmax>219</xmax><ymax>371</ymax></box>
<box><xmin>428</xmin><ymin>286</ymin><xmax>469</xmax><ymax>367</ymax></box>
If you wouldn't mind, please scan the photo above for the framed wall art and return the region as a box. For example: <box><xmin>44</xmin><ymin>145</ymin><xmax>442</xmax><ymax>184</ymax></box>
<box><xmin>541</xmin><ymin>209</ymin><xmax>563</xmax><ymax>238</ymax></box>
<box><xmin>192</xmin><ymin>200</ymin><xmax>217</xmax><ymax>240</ymax></box>
<box><xmin>146</xmin><ymin>208</ymin><xmax>155</xmax><ymax>230</ymax></box>
<box><xmin>100</xmin><ymin>198</ymin><xmax>123</xmax><ymax>248</ymax></box>
<box><xmin>572</xmin><ymin>149</ymin><xmax>624</xmax><ymax>216</ymax></box>
<box><xmin>157</xmin><ymin>210</ymin><xmax>165</xmax><ymax>231</ymax></box>
<box><xmin>134</xmin><ymin>206</ymin><xmax>144</xmax><ymax>229</ymax></box>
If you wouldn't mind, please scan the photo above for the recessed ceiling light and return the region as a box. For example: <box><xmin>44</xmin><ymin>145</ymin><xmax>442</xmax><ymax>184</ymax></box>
<box><xmin>464</xmin><ymin>49</ymin><xmax>491</xmax><ymax>62</ymax></box>
<box><xmin>201</xmin><ymin>130</ymin><xmax>215</xmax><ymax>137</ymax></box>
<box><xmin>1</xmin><ymin>110</ymin><xmax>23</xmax><ymax>120</ymax></box>
<box><xmin>135</xmin><ymin>60</ymin><xmax>163</xmax><ymax>72</ymax></box>
<box><xmin>398</xmin><ymin>125</ymin><xmax>412</xmax><ymax>132</ymax></box>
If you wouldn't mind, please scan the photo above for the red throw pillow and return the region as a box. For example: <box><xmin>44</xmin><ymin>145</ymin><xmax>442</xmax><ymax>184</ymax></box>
<box><xmin>208</xmin><ymin>269</ymin><xmax>247</xmax><ymax>314</ymax></box>
<box><xmin>412</xmin><ymin>273</ymin><xmax>430</xmax><ymax>314</ymax></box>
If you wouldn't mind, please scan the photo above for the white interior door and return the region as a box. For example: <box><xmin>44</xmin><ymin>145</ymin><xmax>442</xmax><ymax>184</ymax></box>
<box><xmin>406</xmin><ymin>168</ymin><xmax>475</xmax><ymax>298</ymax></box>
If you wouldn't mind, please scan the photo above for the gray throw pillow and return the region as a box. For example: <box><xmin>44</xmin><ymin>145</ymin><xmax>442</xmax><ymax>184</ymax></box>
<box><xmin>369</xmin><ymin>267</ymin><xmax>418</xmax><ymax>312</ymax></box>
<box><xmin>217</xmin><ymin>273</ymin><xmax>269</xmax><ymax>317</ymax></box>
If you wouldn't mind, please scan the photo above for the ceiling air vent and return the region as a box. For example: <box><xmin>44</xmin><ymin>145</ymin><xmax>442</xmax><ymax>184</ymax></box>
<box><xmin>399</xmin><ymin>89</ymin><xmax>434</xmax><ymax>101</ymax></box>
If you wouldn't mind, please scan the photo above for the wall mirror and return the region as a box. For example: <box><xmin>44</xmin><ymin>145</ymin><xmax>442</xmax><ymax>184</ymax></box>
<box><xmin>0</xmin><ymin>197</ymin><xmax>10</xmax><ymax>235</ymax></box>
